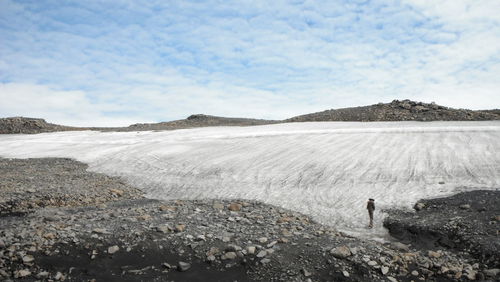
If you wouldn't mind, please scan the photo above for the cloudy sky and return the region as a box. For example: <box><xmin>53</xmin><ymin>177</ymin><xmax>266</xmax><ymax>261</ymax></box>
<box><xmin>1</xmin><ymin>0</ymin><xmax>499</xmax><ymax>126</ymax></box>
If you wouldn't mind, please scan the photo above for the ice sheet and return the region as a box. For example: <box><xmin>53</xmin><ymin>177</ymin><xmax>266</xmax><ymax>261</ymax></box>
<box><xmin>1</xmin><ymin>121</ymin><xmax>499</xmax><ymax>240</ymax></box>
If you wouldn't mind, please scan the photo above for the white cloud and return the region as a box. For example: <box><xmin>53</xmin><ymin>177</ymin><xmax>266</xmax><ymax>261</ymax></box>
<box><xmin>0</xmin><ymin>83</ymin><xmax>148</xmax><ymax>126</ymax></box>
<box><xmin>0</xmin><ymin>0</ymin><xmax>499</xmax><ymax>126</ymax></box>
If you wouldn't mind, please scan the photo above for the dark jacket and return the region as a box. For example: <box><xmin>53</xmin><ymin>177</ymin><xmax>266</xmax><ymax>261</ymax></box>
<box><xmin>367</xmin><ymin>201</ymin><xmax>375</xmax><ymax>211</ymax></box>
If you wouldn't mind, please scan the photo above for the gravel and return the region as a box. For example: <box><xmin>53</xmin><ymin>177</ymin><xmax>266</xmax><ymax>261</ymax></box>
<box><xmin>0</xmin><ymin>157</ymin><xmax>498</xmax><ymax>281</ymax></box>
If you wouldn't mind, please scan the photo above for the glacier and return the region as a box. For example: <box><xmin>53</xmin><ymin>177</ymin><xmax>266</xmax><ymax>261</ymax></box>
<box><xmin>1</xmin><ymin>121</ymin><xmax>499</xmax><ymax>240</ymax></box>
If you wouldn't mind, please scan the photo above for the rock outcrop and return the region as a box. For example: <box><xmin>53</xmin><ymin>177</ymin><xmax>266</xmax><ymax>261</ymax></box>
<box><xmin>286</xmin><ymin>100</ymin><xmax>500</xmax><ymax>122</ymax></box>
<box><xmin>125</xmin><ymin>114</ymin><xmax>278</xmax><ymax>131</ymax></box>
<box><xmin>0</xmin><ymin>117</ymin><xmax>78</xmax><ymax>134</ymax></box>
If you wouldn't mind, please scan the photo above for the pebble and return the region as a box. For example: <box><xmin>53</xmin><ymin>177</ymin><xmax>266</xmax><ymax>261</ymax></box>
<box><xmin>342</xmin><ymin>270</ymin><xmax>350</xmax><ymax>277</ymax></box>
<box><xmin>258</xmin><ymin>237</ymin><xmax>268</xmax><ymax>243</ymax></box>
<box><xmin>381</xmin><ymin>266</ymin><xmax>389</xmax><ymax>275</ymax></box>
<box><xmin>256</xmin><ymin>250</ymin><xmax>267</xmax><ymax>258</ymax></box>
<box><xmin>22</xmin><ymin>255</ymin><xmax>35</xmax><ymax>263</ymax></box>
<box><xmin>54</xmin><ymin>272</ymin><xmax>65</xmax><ymax>281</ymax></box>
<box><xmin>108</xmin><ymin>245</ymin><xmax>120</xmax><ymax>254</ymax></box>
<box><xmin>36</xmin><ymin>271</ymin><xmax>49</xmax><ymax>278</ymax></box>
<box><xmin>246</xmin><ymin>246</ymin><xmax>256</xmax><ymax>255</ymax></box>
<box><xmin>175</xmin><ymin>224</ymin><xmax>186</xmax><ymax>232</ymax></box>
<box><xmin>391</xmin><ymin>242</ymin><xmax>409</xmax><ymax>251</ymax></box>
<box><xmin>484</xmin><ymin>268</ymin><xmax>500</xmax><ymax>277</ymax></box>
<box><xmin>428</xmin><ymin>250</ymin><xmax>441</xmax><ymax>258</ymax></box>
<box><xmin>260</xmin><ymin>258</ymin><xmax>271</xmax><ymax>264</ymax></box>
<box><xmin>228</xmin><ymin>203</ymin><xmax>242</xmax><ymax>211</ymax></box>
<box><xmin>177</xmin><ymin>261</ymin><xmax>191</xmax><ymax>272</ymax></box>
<box><xmin>330</xmin><ymin>245</ymin><xmax>351</xmax><ymax>258</ymax></box>
<box><xmin>223</xmin><ymin>252</ymin><xmax>237</xmax><ymax>260</ymax></box>
<box><xmin>459</xmin><ymin>204</ymin><xmax>471</xmax><ymax>210</ymax></box>
<box><xmin>16</xmin><ymin>269</ymin><xmax>31</xmax><ymax>278</ymax></box>
<box><xmin>156</xmin><ymin>225</ymin><xmax>172</xmax><ymax>233</ymax></box>
<box><xmin>301</xmin><ymin>268</ymin><xmax>311</xmax><ymax>277</ymax></box>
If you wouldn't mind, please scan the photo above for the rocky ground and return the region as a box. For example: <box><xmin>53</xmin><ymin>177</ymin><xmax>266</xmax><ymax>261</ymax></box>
<box><xmin>384</xmin><ymin>190</ymin><xmax>500</xmax><ymax>270</ymax></box>
<box><xmin>1</xmin><ymin>158</ymin><xmax>499</xmax><ymax>281</ymax></box>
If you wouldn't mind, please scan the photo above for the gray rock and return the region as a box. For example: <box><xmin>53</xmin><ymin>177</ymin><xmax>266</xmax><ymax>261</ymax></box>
<box><xmin>108</xmin><ymin>245</ymin><xmax>120</xmax><ymax>254</ymax></box>
<box><xmin>246</xmin><ymin>246</ymin><xmax>256</xmax><ymax>255</ymax></box>
<box><xmin>256</xmin><ymin>250</ymin><xmax>267</xmax><ymax>258</ymax></box>
<box><xmin>225</xmin><ymin>244</ymin><xmax>242</xmax><ymax>252</ymax></box>
<box><xmin>36</xmin><ymin>271</ymin><xmax>49</xmax><ymax>279</ymax></box>
<box><xmin>223</xmin><ymin>252</ymin><xmax>237</xmax><ymax>260</ymax></box>
<box><xmin>301</xmin><ymin>268</ymin><xmax>311</xmax><ymax>277</ymax></box>
<box><xmin>22</xmin><ymin>255</ymin><xmax>34</xmax><ymax>263</ymax></box>
<box><xmin>177</xmin><ymin>261</ymin><xmax>191</xmax><ymax>272</ymax></box>
<box><xmin>391</xmin><ymin>242</ymin><xmax>409</xmax><ymax>251</ymax></box>
<box><xmin>484</xmin><ymin>268</ymin><xmax>500</xmax><ymax>277</ymax></box>
<box><xmin>54</xmin><ymin>272</ymin><xmax>65</xmax><ymax>281</ymax></box>
<box><xmin>16</xmin><ymin>269</ymin><xmax>31</xmax><ymax>278</ymax></box>
<box><xmin>459</xmin><ymin>204</ymin><xmax>471</xmax><ymax>210</ymax></box>
<box><xmin>330</xmin><ymin>245</ymin><xmax>351</xmax><ymax>258</ymax></box>
<box><xmin>260</xmin><ymin>258</ymin><xmax>271</xmax><ymax>264</ymax></box>
<box><xmin>381</xmin><ymin>266</ymin><xmax>389</xmax><ymax>275</ymax></box>
<box><xmin>414</xmin><ymin>202</ymin><xmax>425</xmax><ymax>211</ymax></box>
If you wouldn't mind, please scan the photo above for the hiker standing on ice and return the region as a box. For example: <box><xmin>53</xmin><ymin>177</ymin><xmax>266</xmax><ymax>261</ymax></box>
<box><xmin>367</xmin><ymin>198</ymin><xmax>375</xmax><ymax>228</ymax></box>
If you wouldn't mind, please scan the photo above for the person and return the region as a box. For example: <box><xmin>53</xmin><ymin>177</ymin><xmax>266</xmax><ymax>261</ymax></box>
<box><xmin>367</xmin><ymin>198</ymin><xmax>375</xmax><ymax>228</ymax></box>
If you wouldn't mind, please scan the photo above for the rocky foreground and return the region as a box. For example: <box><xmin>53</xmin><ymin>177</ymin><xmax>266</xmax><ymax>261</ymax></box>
<box><xmin>0</xmin><ymin>158</ymin><xmax>499</xmax><ymax>281</ymax></box>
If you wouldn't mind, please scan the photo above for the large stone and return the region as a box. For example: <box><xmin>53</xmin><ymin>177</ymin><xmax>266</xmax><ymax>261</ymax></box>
<box><xmin>330</xmin><ymin>245</ymin><xmax>351</xmax><ymax>258</ymax></box>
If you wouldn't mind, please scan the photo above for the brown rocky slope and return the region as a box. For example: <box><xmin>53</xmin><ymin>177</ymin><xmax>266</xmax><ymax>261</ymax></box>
<box><xmin>286</xmin><ymin>100</ymin><xmax>500</xmax><ymax>122</ymax></box>
<box><xmin>1</xmin><ymin>100</ymin><xmax>499</xmax><ymax>134</ymax></box>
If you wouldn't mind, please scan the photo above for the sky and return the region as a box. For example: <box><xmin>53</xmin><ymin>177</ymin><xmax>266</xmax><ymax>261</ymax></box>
<box><xmin>1</xmin><ymin>0</ymin><xmax>499</xmax><ymax>126</ymax></box>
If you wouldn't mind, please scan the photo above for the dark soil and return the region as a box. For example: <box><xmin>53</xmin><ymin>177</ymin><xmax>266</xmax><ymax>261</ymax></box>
<box><xmin>384</xmin><ymin>190</ymin><xmax>500</xmax><ymax>268</ymax></box>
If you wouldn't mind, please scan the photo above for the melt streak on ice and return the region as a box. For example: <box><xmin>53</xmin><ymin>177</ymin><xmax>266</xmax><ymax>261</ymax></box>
<box><xmin>1</xmin><ymin>121</ymin><xmax>499</xmax><ymax>239</ymax></box>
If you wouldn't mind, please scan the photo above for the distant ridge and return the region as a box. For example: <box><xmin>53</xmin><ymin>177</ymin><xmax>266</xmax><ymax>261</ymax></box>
<box><xmin>286</xmin><ymin>100</ymin><xmax>500</xmax><ymax>122</ymax></box>
<box><xmin>1</xmin><ymin>100</ymin><xmax>499</xmax><ymax>134</ymax></box>
<box><xmin>123</xmin><ymin>114</ymin><xmax>279</xmax><ymax>131</ymax></box>
<box><xmin>0</xmin><ymin>117</ymin><xmax>80</xmax><ymax>134</ymax></box>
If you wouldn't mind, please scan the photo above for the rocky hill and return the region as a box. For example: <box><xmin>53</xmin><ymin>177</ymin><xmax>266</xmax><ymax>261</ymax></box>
<box><xmin>122</xmin><ymin>114</ymin><xmax>278</xmax><ymax>131</ymax></box>
<box><xmin>0</xmin><ymin>117</ymin><xmax>79</xmax><ymax>134</ymax></box>
<box><xmin>286</xmin><ymin>100</ymin><xmax>500</xmax><ymax>122</ymax></box>
<box><xmin>2</xmin><ymin>100</ymin><xmax>499</xmax><ymax>134</ymax></box>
